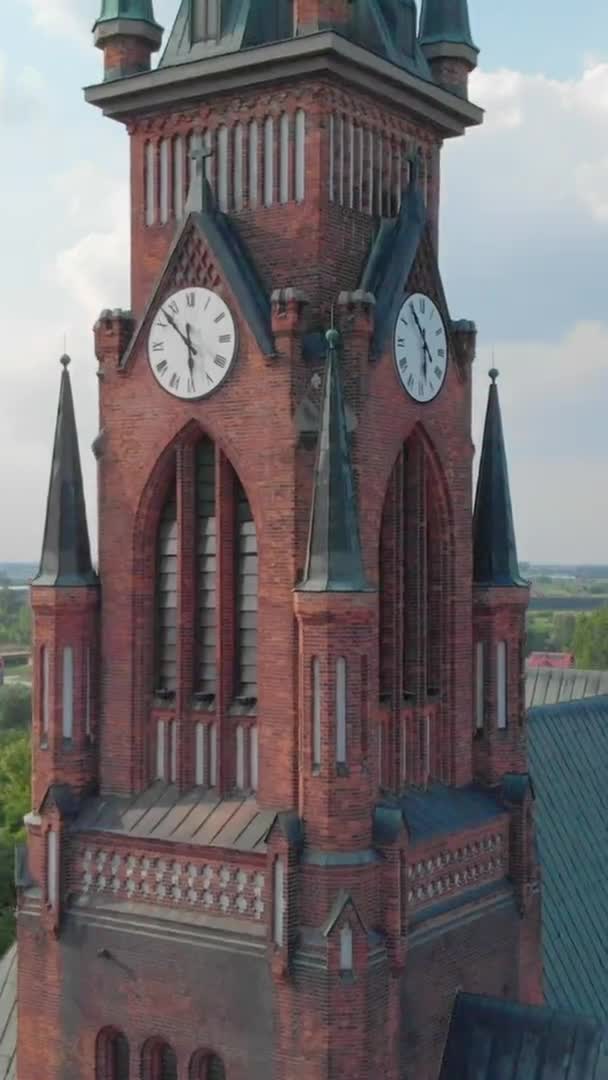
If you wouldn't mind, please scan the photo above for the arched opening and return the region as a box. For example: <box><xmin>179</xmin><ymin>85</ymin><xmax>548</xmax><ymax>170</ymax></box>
<box><xmin>151</xmin><ymin>433</ymin><xmax>258</xmax><ymax>787</ymax></box>
<box><xmin>189</xmin><ymin>1051</ymin><xmax>226</xmax><ymax>1080</ymax></box>
<box><xmin>142</xmin><ymin>1039</ymin><xmax>177</xmax><ymax>1080</ymax></box>
<box><xmin>96</xmin><ymin>1028</ymin><xmax>129</xmax><ymax>1080</ymax></box>
<box><xmin>378</xmin><ymin>432</ymin><xmax>451</xmax><ymax>786</ymax></box>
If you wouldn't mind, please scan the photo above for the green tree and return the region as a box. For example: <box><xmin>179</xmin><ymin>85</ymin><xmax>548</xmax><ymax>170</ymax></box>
<box><xmin>552</xmin><ymin>613</ymin><xmax>577</xmax><ymax>653</ymax></box>
<box><xmin>0</xmin><ymin>684</ymin><xmax>32</xmax><ymax>732</ymax></box>
<box><xmin>0</xmin><ymin>732</ymin><xmax>31</xmax><ymax>953</ymax></box>
<box><xmin>573</xmin><ymin>608</ymin><xmax>608</xmax><ymax>669</ymax></box>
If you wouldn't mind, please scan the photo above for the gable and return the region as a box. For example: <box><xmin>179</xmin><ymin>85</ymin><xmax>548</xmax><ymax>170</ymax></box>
<box><xmin>121</xmin><ymin>209</ymin><xmax>274</xmax><ymax>370</ymax></box>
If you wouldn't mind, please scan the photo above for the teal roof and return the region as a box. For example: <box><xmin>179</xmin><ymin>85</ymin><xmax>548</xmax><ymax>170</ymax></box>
<box><xmin>419</xmin><ymin>0</ymin><xmax>477</xmax><ymax>51</ymax></box>
<box><xmin>440</xmin><ymin>992</ymin><xmax>608</xmax><ymax>1078</ymax></box>
<box><xmin>0</xmin><ymin>946</ymin><xmax>16</xmax><ymax>1080</ymax></box>
<box><xmin>94</xmin><ymin>0</ymin><xmax>161</xmax><ymax>27</ymax></box>
<box><xmin>299</xmin><ymin>330</ymin><xmax>371</xmax><ymax>593</ymax></box>
<box><xmin>160</xmin><ymin>0</ymin><xmax>431</xmax><ymax>81</ymax></box>
<box><xmin>528</xmin><ymin>695</ymin><xmax>608</xmax><ymax>1026</ymax></box>
<box><xmin>525</xmin><ymin>665</ymin><xmax>608</xmax><ymax>709</ymax></box>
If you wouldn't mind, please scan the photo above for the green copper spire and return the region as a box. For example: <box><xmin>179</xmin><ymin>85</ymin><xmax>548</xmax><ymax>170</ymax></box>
<box><xmin>94</xmin><ymin>0</ymin><xmax>161</xmax><ymax>29</ymax></box>
<box><xmin>34</xmin><ymin>357</ymin><xmax>98</xmax><ymax>589</ymax></box>
<box><xmin>419</xmin><ymin>0</ymin><xmax>478</xmax><ymax>59</ymax></box>
<box><xmin>299</xmin><ymin>330</ymin><xmax>370</xmax><ymax>593</ymax></box>
<box><xmin>473</xmin><ymin>370</ymin><xmax>526</xmax><ymax>589</ymax></box>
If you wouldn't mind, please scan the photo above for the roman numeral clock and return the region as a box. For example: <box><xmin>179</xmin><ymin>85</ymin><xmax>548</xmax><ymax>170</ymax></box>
<box><xmin>148</xmin><ymin>286</ymin><xmax>237</xmax><ymax>399</ymax></box>
<box><xmin>394</xmin><ymin>292</ymin><xmax>447</xmax><ymax>403</ymax></box>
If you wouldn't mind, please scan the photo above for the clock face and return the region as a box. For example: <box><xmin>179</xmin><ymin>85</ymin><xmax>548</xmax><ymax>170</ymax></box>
<box><xmin>394</xmin><ymin>292</ymin><xmax>448</xmax><ymax>404</ymax></box>
<box><xmin>148</xmin><ymin>286</ymin><xmax>237</xmax><ymax>400</ymax></box>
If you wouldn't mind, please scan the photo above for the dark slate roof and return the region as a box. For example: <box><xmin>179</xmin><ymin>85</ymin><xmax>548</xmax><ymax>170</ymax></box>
<box><xmin>33</xmin><ymin>358</ymin><xmax>98</xmax><ymax>588</ymax></box>
<box><xmin>0</xmin><ymin>946</ymin><xmax>16</xmax><ymax>1080</ymax></box>
<box><xmin>419</xmin><ymin>0</ymin><xmax>478</xmax><ymax>52</ymax></box>
<box><xmin>473</xmin><ymin>371</ymin><xmax>527</xmax><ymax>589</ymax></box>
<box><xmin>121</xmin><ymin>207</ymin><xmax>273</xmax><ymax>369</ymax></box>
<box><xmin>398</xmin><ymin>783</ymin><xmax>506</xmax><ymax>844</ymax></box>
<box><xmin>160</xmin><ymin>0</ymin><xmax>432</xmax><ymax>82</ymax></box>
<box><xmin>360</xmin><ymin>174</ymin><xmax>427</xmax><ymax>358</ymax></box>
<box><xmin>525</xmin><ymin>665</ymin><xmax>608</xmax><ymax>709</ymax></box>
<box><xmin>298</xmin><ymin>329</ymin><xmax>370</xmax><ymax>593</ymax></box>
<box><xmin>528</xmin><ymin>695</ymin><xmax>608</xmax><ymax>1026</ymax></box>
<box><xmin>72</xmin><ymin>781</ymin><xmax>274</xmax><ymax>853</ymax></box>
<box><xmin>440</xmin><ymin>992</ymin><xmax>608</xmax><ymax>1079</ymax></box>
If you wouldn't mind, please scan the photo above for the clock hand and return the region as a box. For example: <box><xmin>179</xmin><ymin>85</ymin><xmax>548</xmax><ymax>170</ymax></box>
<box><xmin>162</xmin><ymin>308</ymin><xmax>199</xmax><ymax>355</ymax></box>
<box><xmin>410</xmin><ymin>305</ymin><xmax>433</xmax><ymax>376</ymax></box>
<box><xmin>185</xmin><ymin>324</ymin><xmax>197</xmax><ymax>390</ymax></box>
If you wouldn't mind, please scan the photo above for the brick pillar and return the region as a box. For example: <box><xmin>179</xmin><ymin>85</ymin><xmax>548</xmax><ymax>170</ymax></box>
<box><xmin>294</xmin><ymin>0</ymin><xmax>351</xmax><ymax>32</ymax></box>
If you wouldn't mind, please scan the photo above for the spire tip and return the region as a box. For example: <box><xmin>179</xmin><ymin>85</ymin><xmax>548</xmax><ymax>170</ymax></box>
<box><xmin>60</xmin><ymin>354</ymin><xmax>71</xmax><ymax>370</ymax></box>
<box><xmin>489</xmin><ymin>367</ymin><xmax>499</xmax><ymax>383</ymax></box>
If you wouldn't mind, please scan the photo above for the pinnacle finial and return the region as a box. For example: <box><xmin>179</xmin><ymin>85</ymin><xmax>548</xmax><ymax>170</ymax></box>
<box><xmin>326</xmin><ymin>327</ymin><xmax>340</xmax><ymax>350</ymax></box>
<box><xmin>489</xmin><ymin>367</ymin><xmax>499</xmax><ymax>383</ymax></box>
<box><xmin>60</xmin><ymin>354</ymin><xmax>71</xmax><ymax>369</ymax></box>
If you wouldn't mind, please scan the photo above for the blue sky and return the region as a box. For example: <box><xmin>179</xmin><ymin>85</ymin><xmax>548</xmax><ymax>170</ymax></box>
<box><xmin>0</xmin><ymin>1</ymin><xmax>607</xmax><ymax>563</ymax></box>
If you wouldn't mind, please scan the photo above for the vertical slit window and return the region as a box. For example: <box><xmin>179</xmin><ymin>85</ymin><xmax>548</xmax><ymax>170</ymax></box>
<box><xmin>157</xmin><ymin>485</ymin><xmax>177</xmax><ymax>694</ymax></box>
<box><xmin>197</xmin><ymin>442</ymin><xmax>217</xmax><ymax>699</ymax></box>
<box><xmin>47</xmin><ymin>830</ymin><xmax>58</xmax><ymax>909</ymax></box>
<box><xmin>209</xmin><ymin>723</ymin><xmax>218</xmax><ymax>786</ymax></box>
<box><xmin>273</xmin><ymin>857</ymin><xmax>285</xmax><ymax>946</ymax></box>
<box><xmin>170</xmin><ymin>721</ymin><xmax>177</xmax><ymax>783</ymax></box>
<box><xmin>356</xmin><ymin>126</ymin><xmax>364</xmax><ymax>209</ymax></box>
<box><xmin>340</xmin><ymin>924</ymin><xmax>353</xmax><ymax>972</ymax></box>
<box><xmin>497</xmin><ymin>642</ymin><xmax>508</xmax><ymax>729</ymax></box>
<box><xmin>85</xmin><ymin>647</ymin><xmax>92</xmax><ymax>739</ymax></box>
<box><xmin>96</xmin><ymin>1029</ymin><xmax>130</xmax><ymax>1080</ymax></box>
<box><xmin>338</xmin><ymin>114</ymin><xmax>344</xmax><ymax>205</ymax></box>
<box><xmin>312</xmin><ymin>657</ymin><xmax>321</xmax><ymax>769</ymax></box>
<box><xmin>195</xmin><ymin>722</ymin><xmax>206</xmax><ymax>786</ymax></box>
<box><xmin>159</xmin><ymin>1044</ymin><xmax>178</xmax><ymax>1080</ymax></box>
<box><xmin>329</xmin><ymin>114</ymin><xmax>335</xmax><ymax>202</ymax></box>
<box><xmin>217</xmin><ymin>125</ymin><xmax>229</xmax><ymax>211</ymax></box>
<box><xmin>233</xmin><ymin>123</ymin><xmax>244</xmax><ymax>210</ymax></box>
<box><xmin>249</xmin><ymin>120</ymin><xmax>259</xmax><ymax>207</ymax></box>
<box><xmin>145</xmin><ymin>141</ymin><xmax>156</xmax><ymax>226</ymax></box>
<box><xmin>192</xmin><ymin>0</ymin><xmax>220</xmax><ymax>42</ymax></box>
<box><xmin>279</xmin><ymin>112</ymin><xmax>290</xmax><ymax>203</ymax></box>
<box><xmin>156</xmin><ymin>720</ymin><xmax>166</xmax><ymax>780</ymax></box>
<box><xmin>360</xmin><ymin>655</ymin><xmax>368</xmax><ymax>757</ymax></box>
<box><xmin>336</xmin><ymin>657</ymin><xmax>347</xmax><ymax>766</ymax></box>
<box><xmin>250</xmin><ymin>725</ymin><xmax>259</xmax><ymax>792</ymax></box>
<box><xmin>348</xmin><ymin>119</ymin><xmax>354</xmax><ymax>209</ymax></box>
<box><xmin>295</xmin><ymin>109</ymin><xmax>306</xmax><ymax>202</ymax></box>
<box><xmin>41</xmin><ymin>646</ymin><xmax>49</xmax><ymax>741</ymax></box>
<box><xmin>378</xmin><ymin>722</ymin><xmax>383</xmax><ymax>787</ymax></box>
<box><xmin>376</xmin><ymin>133</ymin><xmax>383</xmax><ymax>215</ymax></box>
<box><xmin>400</xmin><ymin>715</ymin><xmax>407</xmax><ymax>785</ymax></box>
<box><xmin>173</xmin><ymin>135</ymin><xmax>185</xmax><ymax>220</ymax></box>
<box><xmin>160</xmin><ymin>138</ymin><xmax>170</xmax><ymax>223</ymax></box>
<box><xmin>476</xmin><ymin>642</ymin><xmax>485</xmax><ymax>732</ymax></box>
<box><xmin>424</xmin><ymin>713</ymin><xmax>431</xmax><ymax>784</ymax></box>
<box><xmin>264</xmin><ymin>116</ymin><xmax>274</xmax><ymax>207</ymax></box>
<box><xmin>62</xmin><ymin>647</ymin><xmax>73</xmax><ymax>741</ymax></box>
<box><xmin>367</xmin><ymin>130</ymin><xmax>374</xmax><ymax>213</ymax></box>
<box><xmin>236</xmin><ymin>483</ymin><xmax>258</xmax><ymax>701</ymax></box>
<box><xmin>236</xmin><ymin>725</ymin><xmax>245</xmax><ymax>788</ymax></box>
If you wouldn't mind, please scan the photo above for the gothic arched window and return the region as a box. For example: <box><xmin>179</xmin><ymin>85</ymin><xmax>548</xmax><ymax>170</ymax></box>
<box><xmin>379</xmin><ymin>434</ymin><xmax>450</xmax><ymax>787</ymax></box>
<box><xmin>153</xmin><ymin>437</ymin><xmax>258</xmax><ymax>785</ymax></box>
<box><xmin>189</xmin><ymin>1051</ymin><xmax>226</xmax><ymax>1080</ymax></box>
<box><xmin>96</xmin><ymin>1028</ymin><xmax>129</xmax><ymax>1080</ymax></box>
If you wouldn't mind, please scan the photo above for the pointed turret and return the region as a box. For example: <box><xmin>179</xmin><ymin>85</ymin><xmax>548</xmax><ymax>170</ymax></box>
<box><xmin>299</xmin><ymin>329</ymin><xmax>369</xmax><ymax>593</ymax></box>
<box><xmin>34</xmin><ymin>356</ymin><xmax>97</xmax><ymax>588</ymax></box>
<box><xmin>473</xmin><ymin>369</ymin><xmax>526</xmax><ymax>589</ymax></box>
<box><xmin>93</xmin><ymin>0</ymin><xmax>163</xmax><ymax>80</ymax></box>
<box><xmin>419</xmin><ymin>0</ymin><xmax>478</xmax><ymax>97</ymax></box>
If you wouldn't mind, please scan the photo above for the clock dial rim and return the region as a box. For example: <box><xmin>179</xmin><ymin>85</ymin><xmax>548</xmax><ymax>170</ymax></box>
<box><xmin>147</xmin><ymin>285</ymin><xmax>238</xmax><ymax>402</ymax></box>
<box><xmin>393</xmin><ymin>291</ymin><xmax>448</xmax><ymax>405</ymax></box>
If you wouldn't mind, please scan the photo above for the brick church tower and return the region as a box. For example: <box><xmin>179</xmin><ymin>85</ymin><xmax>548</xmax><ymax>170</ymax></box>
<box><xmin>17</xmin><ymin>2</ymin><xmax>542</xmax><ymax>1078</ymax></box>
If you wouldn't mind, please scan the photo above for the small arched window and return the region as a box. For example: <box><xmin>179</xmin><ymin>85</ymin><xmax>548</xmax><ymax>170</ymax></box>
<box><xmin>96</xmin><ymin>1028</ymin><xmax>129</xmax><ymax>1080</ymax></box>
<box><xmin>142</xmin><ymin>1040</ymin><xmax>177</xmax><ymax>1080</ymax></box>
<box><xmin>190</xmin><ymin>1051</ymin><xmax>226</xmax><ymax>1080</ymax></box>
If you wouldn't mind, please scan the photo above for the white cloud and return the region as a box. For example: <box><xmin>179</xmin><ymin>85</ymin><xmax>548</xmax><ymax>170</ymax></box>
<box><xmin>0</xmin><ymin>53</ymin><xmax>47</xmax><ymax>124</ymax></box>
<box><xmin>22</xmin><ymin>0</ymin><xmax>92</xmax><ymax>43</ymax></box>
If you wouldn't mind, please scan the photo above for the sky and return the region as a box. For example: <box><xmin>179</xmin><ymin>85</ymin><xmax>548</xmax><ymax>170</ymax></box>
<box><xmin>0</xmin><ymin>0</ymin><xmax>607</xmax><ymax>563</ymax></box>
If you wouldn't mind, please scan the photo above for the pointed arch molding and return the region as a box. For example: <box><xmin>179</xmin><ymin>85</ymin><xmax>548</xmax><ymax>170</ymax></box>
<box><xmin>130</xmin><ymin>419</ymin><xmax>261</xmax><ymax>791</ymax></box>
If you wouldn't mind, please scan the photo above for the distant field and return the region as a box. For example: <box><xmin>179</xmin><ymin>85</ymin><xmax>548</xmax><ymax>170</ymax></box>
<box><xmin>0</xmin><ymin>563</ymin><xmax>37</xmax><ymax>585</ymax></box>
